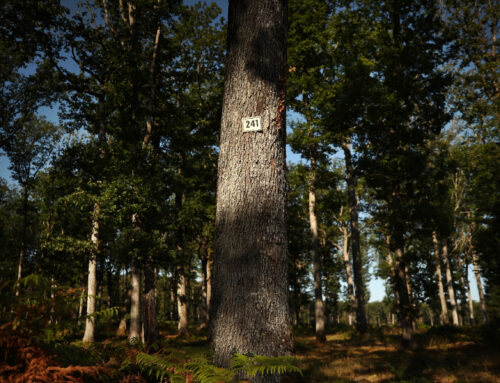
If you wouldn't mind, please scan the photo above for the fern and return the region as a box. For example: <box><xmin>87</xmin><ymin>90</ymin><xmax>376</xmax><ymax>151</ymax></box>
<box><xmin>183</xmin><ymin>353</ymin><xmax>302</xmax><ymax>383</ymax></box>
<box><xmin>184</xmin><ymin>358</ymin><xmax>235</xmax><ymax>383</ymax></box>
<box><xmin>231</xmin><ymin>353</ymin><xmax>303</xmax><ymax>378</ymax></box>
<box><xmin>85</xmin><ymin>306</ymin><xmax>120</xmax><ymax>320</ymax></box>
<box><xmin>135</xmin><ymin>352</ymin><xmax>184</xmax><ymax>382</ymax></box>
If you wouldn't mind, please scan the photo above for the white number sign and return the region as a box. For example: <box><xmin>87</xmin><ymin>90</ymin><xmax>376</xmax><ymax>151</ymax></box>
<box><xmin>242</xmin><ymin>116</ymin><xmax>262</xmax><ymax>132</ymax></box>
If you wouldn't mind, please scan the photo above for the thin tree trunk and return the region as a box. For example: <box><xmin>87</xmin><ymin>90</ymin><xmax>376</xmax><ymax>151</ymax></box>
<box><xmin>342</xmin><ymin>142</ymin><xmax>367</xmax><ymax>333</ymax></box>
<box><xmin>341</xmin><ymin>229</ymin><xmax>356</xmax><ymax>326</ymax></box>
<box><xmin>386</xmin><ymin>236</ymin><xmax>400</xmax><ymax>307</ymax></box>
<box><xmin>432</xmin><ymin>231</ymin><xmax>449</xmax><ymax>325</ymax></box>
<box><xmin>457</xmin><ymin>254</ymin><xmax>471</xmax><ymax>325</ymax></box>
<box><xmin>209</xmin><ymin>0</ymin><xmax>293</xmax><ymax>376</ymax></box>
<box><xmin>143</xmin><ymin>257</ymin><xmax>159</xmax><ymax>345</ymax></box>
<box><xmin>177</xmin><ymin>263</ymin><xmax>189</xmax><ymax>335</ymax></box>
<box><xmin>392</xmin><ymin>232</ymin><xmax>416</xmax><ymax>349</ymax></box>
<box><xmin>129</xmin><ymin>260</ymin><xmax>141</xmax><ymax>343</ymax></box>
<box><xmin>471</xmin><ymin>246</ymin><xmax>488</xmax><ymax>323</ymax></box>
<box><xmin>465</xmin><ymin>260</ymin><xmax>475</xmax><ymax>323</ymax></box>
<box><xmin>78</xmin><ymin>286</ymin><xmax>85</xmax><ymax>326</ymax></box>
<box><xmin>15</xmin><ymin>186</ymin><xmax>29</xmax><ymax>296</ymax></box>
<box><xmin>442</xmin><ymin>242</ymin><xmax>459</xmax><ymax>326</ymax></box>
<box><xmin>170</xmin><ymin>270</ymin><xmax>178</xmax><ymax>321</ymax></box>
<box><xmin>308</xmin><ymin>157</ymin><xmax>326</xmax><ymax>343</ymax></box>
<box><xmin>83</xmin><ymin>203</ymin><xmax>100</xmax><ymax>343</ymax></box>
<box><xmin>117</xmin><ymin>268</ymin><xmax>130</xmax><ymax>336</ymax></box>
<box><xmin>199</xmin><ymin>238</ymin><xmax>209</xmax><ymax>329</ymax></box>
<box><xmin>206</xmin><ymin>250</ymin><xmax>213</xmax><ymax>318</ymax></box>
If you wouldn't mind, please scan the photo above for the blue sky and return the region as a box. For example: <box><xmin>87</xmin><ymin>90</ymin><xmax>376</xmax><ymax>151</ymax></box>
<box><xmin>0</xmin><ymin>0</ymin><xmax>482</xmax><ymax>303</ymax></box>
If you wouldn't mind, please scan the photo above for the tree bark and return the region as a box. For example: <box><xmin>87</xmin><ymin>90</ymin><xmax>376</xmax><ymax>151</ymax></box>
<box><xmin>209</xmin><ymin>0</ymin><xmax>293</xmax><ymax>377</ymax></box>
<box><xmin>143</xmin><ymin>259</ymin><xmax>159</xmax><ymax>345</ymax></box>
<box><xmin>471</xmin><ymin>245</ymin><xmax>488</xmax><ymax>323</ymax></box>
<box><xmin>199</xmin><ymin>238</ymin><xmax>210</xmax><ymax>329</ymax></box>
<box><xmin>308</xmin><ymin>157</ymin><xmax>326</xmax><ymax>343</ymax></box>
<box><xmin>342</xmin><ymin>142</ymin><xmax>367</xmax><ymax>333</ymax></box>
<box><xmin>206</xmin><ymin>250</ymin><xmax>212</xmax><ymax>318</ymax></box>
<box><xmin>177</xmin><ymin>263</ymin><xmax>189</xmax><ymax>335</ymax></box>
<box><xmin>129</xmin><ymin>260</ymin><xmax>141</xmax><ymax>343</ymax></box>
<box><xmin>391</xmin><ymin>232</ymin><xmax>415</xmax><ymax>349</ymax></box>
<box><xmin>442</xmin><ymin>242</ymin><xmax>459</xmax><ymax>326</ymax></box>
<box><xmin>15</xmin><ymin>186</ymin><xmax>29</xmax><ymax>296</ymax></box>
<box><xmin>385</xmin><ymin>236</ymin><xmax>400</xmax><ymax>308</ymax></box>
<box><xmin>465</xmin><ymin>260</ymin><xmax>475</xmax><ymax>323</ymax></box>
<box><xmin>83</xmin><ymin>203</ymin><xmax>100</xmax><ymax>343</ymax></box>
<box><xmin>457</xmin><ymin>253</ymin><xmax>471</xmax><ymax>325</ymax></box>
<box><xmin>341</xmin><ymin>228</ymin><xmax>356</xmax><ymax>326</ymax></box>
<box><xmin>432</xmin><ymin>231</ymin><xmax>449</xmax><ymax>325</ymax></box>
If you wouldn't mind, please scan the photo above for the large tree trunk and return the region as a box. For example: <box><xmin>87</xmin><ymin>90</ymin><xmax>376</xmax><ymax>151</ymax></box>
<box><xmin>442</xmin><ymin>242</ymin><xmax>459</xmax><ymax>326</ymax></box>
<box><xmin>129</xmin><ymin>260</ymin><xmax>141</xmax><ymax>343</ymax></box>
<box><xmin>342</xmin><ymin>142</ymin><xmax>367</xmax><ymax>333</ymax></box>
<box><xmin>209</xmin><ymin>0</ymin><xmax>293</xmax><ymax>377</ymax></box>
<box><xmin>83</xmin><ymin>203</ymin><xmax>100</xmax><ymax>343</ymax></box>
<box><xmin>308</xmin><ymin>157</ymin><xmax>326</xmax><ymax>343</ymax></box>
<box><xmin>143</xmin><ymin>259</ymin><xmax>159</xmax><ymax>345</ymax></box>
<box><xmin>432</xmin><ymin>231</ymin><xmax>449</xmax><ymax>325</ymax></box>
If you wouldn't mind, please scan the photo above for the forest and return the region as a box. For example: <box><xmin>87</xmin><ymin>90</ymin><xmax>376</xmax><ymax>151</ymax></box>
<box><xmin>0</xmin><ymin>0</ymin><xmax>498</xmax><ymax>382</ymax></box>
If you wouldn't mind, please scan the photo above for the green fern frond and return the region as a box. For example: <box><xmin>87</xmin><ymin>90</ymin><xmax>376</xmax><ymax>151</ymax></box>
<box><xmin>136</xmin><ymin>352</ymin><xmax>184</xmax><ymax>382</ymax></box>
<box><xmin>231</xmin><ymin>353</ymin><xmax>303</xmax><ymax>378</ymax></box>
<box><xmin>184</xmin><ymin>358</ymin><xmax>235</xmax><ymax>383</ymax></box>
<box><xmin>85</xmin><ymin>306</ymin><xmax>119</xmax><ymax>320</ymax></box>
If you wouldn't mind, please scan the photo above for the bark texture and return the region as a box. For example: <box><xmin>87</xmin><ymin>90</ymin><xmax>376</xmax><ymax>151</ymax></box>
<box><xmin>342</xmin><ymin>142</ymin><xmax>367</xmax><ymax>333</ymax></box>
<box><xmin>209</xmin><ymin>0</ymin><xmax>293</xmax><ymax>377</ymax></box>
<box><xmin>442</xmin><ymin>243</ymin><xmax>459</xmax><ymax>326</ymax></box>
<box><xmin>15</xmin><ymin>186</ymin><xmax>29</xmax><ymax>296</ymax></box>
<box><xmin>177</xmin><ymin>264</ymin><xmax>189</xmax><ymax>335</ymax></box>
<box><xmin>432</xmin><ymin>231</ymin><xmax>449</xmax><ymax>325</ymax></box>
<box><xmin>199</xmin><ymin>239</ymin><xmax>211</xmax><ymax>329</ymax></box>
<box><xmin>392</xmin><ymin>232</ymin><xmax>415</xmax><ymax>349</ymax></box>
<box><xmin>143</xmin><ymin>261</ymin><xmax>159</xmax><ymax>345</ymax></box>
<box><xmin>340</xmin><ymin>228</ymin><xmax>355</xmax><ymax>326</ymax></box>
<box><xmin>83</xmin><ymin>203</ymin><xmax>100</xmax><ymax>343</ymax></box>
<box><xmin>471</xmin><ymin>246</ymin><xmax>488</xmax><ymax>323</ymax></box>
<box><xmin>308</xmin><ymin>159</ymin><xmax>326</xmax><ymax>343</ymax></box>
<box><xmin>128</xmin><ymin>260</ymin><xmax>141</xmax><ymax>343</ymax></box>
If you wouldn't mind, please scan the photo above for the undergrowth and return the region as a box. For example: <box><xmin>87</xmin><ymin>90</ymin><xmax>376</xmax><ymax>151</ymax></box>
<box><xmin>0</xmin><ymin>274</ymin><xmax>303</xmax><ymax>382</ymax></box>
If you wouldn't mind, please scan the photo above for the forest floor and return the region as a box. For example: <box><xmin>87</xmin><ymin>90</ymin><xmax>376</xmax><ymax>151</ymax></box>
<box><xmin>2</xmin><ymin>322</ymin><xmax>500</xmax><ymax>382</ymax></box>
<box><xmin>293</xmin><ymin>327</ymin><xmax>500</xmax><ymax>382</ymax></box>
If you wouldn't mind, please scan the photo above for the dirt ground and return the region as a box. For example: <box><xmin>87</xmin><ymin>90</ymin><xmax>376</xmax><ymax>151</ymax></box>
<box><xmin>294</xmin><ymin>331</ymin><xmax>500</xmax><ymax>383</ymax></box>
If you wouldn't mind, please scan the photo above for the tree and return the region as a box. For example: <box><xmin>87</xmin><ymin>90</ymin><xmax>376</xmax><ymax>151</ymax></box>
<box><xmin>0</xmin><ymin>0</ymin><xmax>63</xmax><ymax>148</ymax></box>
<box><xmin>4</xmin><ymin>115</ymin><xmax>60</xmax><ymax>290</ymax></box>
<box><xmin>209</xmin><ymin>0</ymin><xmax>294</xmax><ymax>378</ymax></box>
<box><xmin>354</xmin><ymin>0</ymin><xmax>451</xmax><ymax>347</ymax></box>
<box><xmin>288</xmin><ymin>0</ymin><xmax>332</xmax><ymax>342</ymax></box>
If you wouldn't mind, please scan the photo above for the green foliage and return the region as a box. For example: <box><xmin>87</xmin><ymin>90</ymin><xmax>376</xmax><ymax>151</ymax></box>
<box><xmin>135</xmin><ymin>352</ymin><xmax>184</xmax><ymax>383</ymax></box>
<box><xmin>230</xmin><ymin>353</ymin><xmax>303</xmax><ymax>379</ymax></box>
<box><xmin>184</xmin><ymin>353</ymin><xmax>302</xmax><ymax>383</ymax></box>
<box><xmin>184</xmin><ymin>357</ymin><xmax>234</xmax><ymax>383</ymax></box>
<box><xmin>124</xmin><ymin>351</ymin><xmax>303</xmax><ymax>383</ymax></box>
<box><xmin>0</xmin><ymin>274</ymin><xmax>79</xmax><ymax>344</ymax></box>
